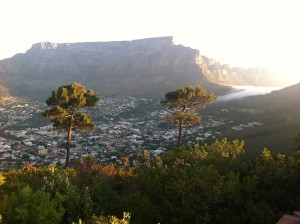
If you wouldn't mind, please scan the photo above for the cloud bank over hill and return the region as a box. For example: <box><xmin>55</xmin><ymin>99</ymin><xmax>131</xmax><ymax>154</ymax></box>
<box><xmin>217</xmin><ymin>86</ymin><xmax>282</xmax><ymax>101</ymax></box>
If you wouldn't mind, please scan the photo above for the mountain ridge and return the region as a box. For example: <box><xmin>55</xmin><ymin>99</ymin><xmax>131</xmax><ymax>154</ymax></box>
<box><xmin>201</xmin><ymin>56</ymin><xmax>283</xmax><ymax>87</ymax></box>
<box><xmin>0</xmin><ymin>36</ymin><xmax>282</xmax><ymax>99</ymax></box>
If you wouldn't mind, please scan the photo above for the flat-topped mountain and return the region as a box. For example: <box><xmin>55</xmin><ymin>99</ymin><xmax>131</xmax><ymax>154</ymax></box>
<box><xmin>0</xmin><ymin>37</ymin><xmax>213</xmax><ymax>98</ymax></box>
<box><xmin>0</xmin><ymin>36</ymin><xmax>280</xmax><ymax>99</ymax></box>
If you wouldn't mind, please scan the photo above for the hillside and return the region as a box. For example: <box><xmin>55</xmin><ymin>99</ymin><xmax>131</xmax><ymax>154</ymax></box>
<box><xmin>214</xmin><ymin>83</ymin><xmax>300</xmax><ymax>154</ymax></box>
<box><xmin>232</xmin><ymin>82</ymin><xmax>300</xmax><ymax>115</ymax></box>
<box><xmin>0</xmin><ymin>36</ymin><xmax>281</xmax><ymax>99</ymax></box>
<box><xmin>1</xmin><ymin>140</ymin><xmax>300</xmax><ymax>224</ymax></box>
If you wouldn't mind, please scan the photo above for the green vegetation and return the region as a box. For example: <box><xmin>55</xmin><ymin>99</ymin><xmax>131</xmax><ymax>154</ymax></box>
<box><xmin>161</xmin><ymin>86</ymin><xmax>216</xmax><ymax>146</ymax></box>
<box><xmin>1</xmin><ymin>85</ymin><xmax>300</xmax><ymax>223</ymax></box>
<box><xmin>0</xmin><ymin>173</ymin><xmax>4</xmax><ymax>185</ymax></box>
<box><xmin>83</xmin><ymin>212</ymin><xmax>131</xmax><ymax>224</ymax></box>
<box><xmin>0</xmin><ymin>186</ymin><xmax>64</xmax><ymax>224</ymax></box>
<box><xmin>1</xmin><ymin>139</ymin><xmax>300</xmax><ymax>223</ymax></box>
<box><xmin>202</xmin><ymin>88</ymin><xmax>300</xmax><ymax>157</ymax></box>
<box><xmin>42</xmin><ymin>83</ymin><xmax>99</xmax><ymax>167</ymax></box>
<box><xmin>226</xmin><ymin>120</ymin><xmax>300</xmax><ymax>155</ymax></box>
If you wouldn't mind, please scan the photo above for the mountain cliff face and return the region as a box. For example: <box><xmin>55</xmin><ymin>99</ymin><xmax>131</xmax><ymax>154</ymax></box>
<box><xmin>0</xmin><ymin>36</ymin><xmax>279</xmax><ymax>99</ymax></box>
<box><xmin>200</xmin><ymin>56</ymin><xmax>282</xmax><ymax>86</ymax></box>
<box><xmin>0</xmin><ymin>37</ymin><xmax>218</xmax><ymax>98</ymax></box>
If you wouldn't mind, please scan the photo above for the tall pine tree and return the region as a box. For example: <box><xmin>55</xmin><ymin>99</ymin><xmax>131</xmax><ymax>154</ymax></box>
<box><xmin>43</xmin><ymin>82</ymin><xmax>99</xmax><ymax>167</ymax></box>
<box><xmin>161</xmin><ymin>86</ymin><xmax>216</xmax><ymax>146</ymax></box>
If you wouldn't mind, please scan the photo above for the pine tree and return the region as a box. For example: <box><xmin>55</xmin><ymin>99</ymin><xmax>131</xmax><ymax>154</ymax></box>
<box><xmin>43</xmin><ymin>82</ymin><xmax>99</xmax><ymax>167</ymax></box>
<box><xmin>161</xmin><ymin>86</ymin><xmax>216</xmax><ymax>146</ymax></box>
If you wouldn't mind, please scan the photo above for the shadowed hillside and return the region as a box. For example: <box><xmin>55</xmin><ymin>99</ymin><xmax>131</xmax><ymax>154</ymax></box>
<box><xmin>0</xmin><ymin>37</ymin><xmax>228</xmax><ymax>99</ymax></box>
<box><xmin>215</xmin><ymin>82</ymin><xmax>300</xmax><ymax>154</ymax></box>
<box><xmin>232</xmin><ymin>82</ymin><xmax>300</xmax><ymax>115</ymax></box>
<box><xmin>0</xmin><ymin>36</ymin><xmax>283</xmax><ymax>99</ymax></box>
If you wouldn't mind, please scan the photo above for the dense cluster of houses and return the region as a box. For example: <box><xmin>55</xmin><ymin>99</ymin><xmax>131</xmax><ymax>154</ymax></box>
<box><xmin>0</xmin><ymin>96</ymin><xmax>262</xmax><ymax>169</ymax></box>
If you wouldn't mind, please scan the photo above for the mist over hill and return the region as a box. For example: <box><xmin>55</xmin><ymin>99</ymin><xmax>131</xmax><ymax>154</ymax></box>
<box><xmin>214</xmin><ymin>82</ymin><xmax>300</xmax><ymax>154</ymax></box>
<box><xmin>231</xmin><ymin>82</ymin><xmax>300</xmax><ymax>115</ymax></box>
<box><xmin>0</xmin><ymin>36</ymin><xmax>281</xmax><ymax>99</ymax></box>
<box><xmin>217</xmin><ymin>85</ymin><xmax>282</xmax><ymax>102</ymax></box>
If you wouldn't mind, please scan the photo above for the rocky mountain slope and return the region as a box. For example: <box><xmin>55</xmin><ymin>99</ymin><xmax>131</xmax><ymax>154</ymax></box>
<box><xmin>201</xmin><ymin>56</ymin><xmax>282</xmax><ymax>86</ymax></box>
<box><xmin>0</xmin><ymin>36</ymin><xmax>280</xmax><ymax>99</ymax></box>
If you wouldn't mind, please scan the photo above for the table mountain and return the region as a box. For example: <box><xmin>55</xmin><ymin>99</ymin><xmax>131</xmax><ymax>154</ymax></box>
<box><xmin>0</xmin><ymin>36</ymin><xmax>279</xmax><ymax>99</ymax></box>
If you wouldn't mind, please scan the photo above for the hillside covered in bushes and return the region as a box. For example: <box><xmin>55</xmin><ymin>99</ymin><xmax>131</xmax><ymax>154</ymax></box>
<box><xmin>1</xmin><ymin>139</ymin><xmax>300</xmax><ymax>223</ymax></box>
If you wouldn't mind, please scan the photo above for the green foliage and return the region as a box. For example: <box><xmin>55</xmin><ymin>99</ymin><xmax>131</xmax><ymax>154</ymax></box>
<box><xmin>42</xmin><ymin>168</ymin><xmax>93</xmax><ymax>223</ymax></box>
<box><xmin>199</xmin><ymin>138</ymin><xmax>245</xmax><ymax>159</ymax></box>
<box><xmin>88</xmin><ymin>212</ymin><xmax>131</xmax><ymax>224</ymax></box>
<box><xmin>1</xmin><ymin>140</ymin><xmax>300</xmax><ymax>223</ymax></box>
<box><xmin>89</xmin><ymin>179</ymin><xmax>118</xmax><ymax>216</ymax></box>
<box><xmin>246</xmin><ymin>150</ymin><xmax>300</xmax><ymax>217</ymax></box>
<box><xmin>43</xmin><ymin>82</ymin><xmax>99</xmax><ymax>130</ymax></box>
<box><xmin>161</xmin><ymin>86</ymin><xmax>216</xmax><ymax>110</ymax></box>
<box><xmin>127</xmin><ymin>139</ymin><xmax>248</xmax><ymax>223</ymax></box>
<box><xmin>166</xmin><ymin>111</ymin><xmax>201</xmax><ymax>124</ymax></box>
<box><xmin>0</xmin><ymin>173</ymin><xmax>5</xmax><ymax>186</ymax></box>
<box><xmin>0</xmin><ymin>167</ymin><xmax>47</xmax><ymax>195</ymax></box>
<box><xmin>0</xmin><ymin>186</ymin><xmax>64</xmax><ymax>224</ymax></box>
<box><xmin>75</xmin><ymin>156</ymin><xmax>128</xmax><ymax>216</ymax></box>
<box><xmin>42</xmin><ymin>82</ymin><xmax>99</xmax><ymax>167</ymax></box>
<box><xmin>125</xmin><ymin>139</ymin><xmax>300</xmax><ymax>223</ymax></box>
<box><xmin>161</xmin><ymin>86</ymin><xmax>216</xmax><ymax>146</ymax></box>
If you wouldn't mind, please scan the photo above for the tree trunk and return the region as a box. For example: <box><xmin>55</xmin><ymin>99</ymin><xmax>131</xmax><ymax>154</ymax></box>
<box><xmin>65</xmin><ymin>123</ymin><xmax>72</xmax><ymax>168</ymax></box>
<box><xmin>177</xmin><ymin>119</ymin><xmax>183</xmax><ymax>147</ymax></box>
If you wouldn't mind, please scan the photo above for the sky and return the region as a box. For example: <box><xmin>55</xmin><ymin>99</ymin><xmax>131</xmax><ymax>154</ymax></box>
<box><xmin>1</xmin><ymin>0</ymin><xmax>299</xmax><ymax>84</ymax></box>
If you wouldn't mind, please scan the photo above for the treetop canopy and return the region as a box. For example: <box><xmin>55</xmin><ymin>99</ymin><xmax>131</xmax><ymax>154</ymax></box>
<box><xmin>43</xmin><ymin>82</ymin><xmax>99</xmax><ymax>130</ymax></box>
<box><xmin>46</xmin><ymin>82</ymin><xmax>99</xmax><ymax>111</ymax></box>
<box><xmin>161</xmin><ymin>86</ymin><xmax>216</xmax><ymax>110</ymax></box>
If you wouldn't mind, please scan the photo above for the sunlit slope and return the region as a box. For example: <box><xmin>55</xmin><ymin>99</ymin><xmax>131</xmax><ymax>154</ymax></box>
<box><xmin>222</xmin><ymin>82</ymin><xmax>300</xmax><ymax>155</ymax></box>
